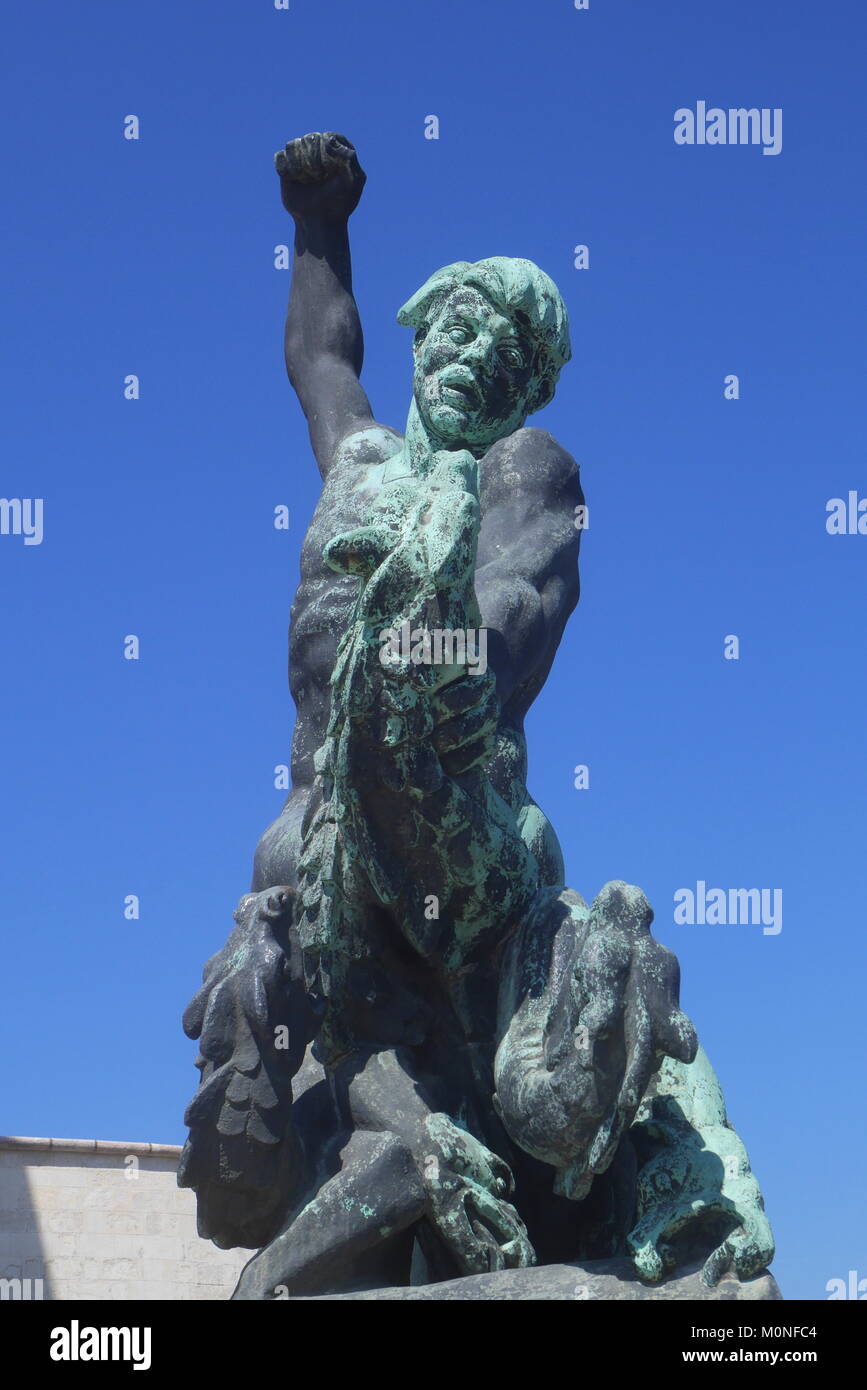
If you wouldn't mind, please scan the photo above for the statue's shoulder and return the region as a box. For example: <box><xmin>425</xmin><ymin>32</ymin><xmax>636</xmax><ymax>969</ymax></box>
<box><xmin>481</xmin><ymin>427</ymin><xmax>582</xmax><ymax>510</ymax></box>
<box><xmin>331</xmin><ymin>422</ymin><xmax>403</xmax><ymax>473</ymax></box>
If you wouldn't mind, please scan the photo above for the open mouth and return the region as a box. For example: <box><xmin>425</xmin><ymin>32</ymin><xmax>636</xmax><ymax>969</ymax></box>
<box><xmin>441</xmin><ymin>380</ymin><xmax>478</xmax><ymax>409</ymax></box>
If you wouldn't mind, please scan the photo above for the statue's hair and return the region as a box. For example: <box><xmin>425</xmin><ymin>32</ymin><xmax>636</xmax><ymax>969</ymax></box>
<box><xmin>397</xmin><ymin>257</ymin><xmax>572</xmax><ymax>392</ymax></box>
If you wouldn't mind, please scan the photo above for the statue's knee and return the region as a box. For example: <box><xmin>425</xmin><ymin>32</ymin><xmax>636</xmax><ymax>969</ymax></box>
<box><xmin>251</xmin><ymin>807</ymin><xmax>300</xmax><ymax>891</ymax></box>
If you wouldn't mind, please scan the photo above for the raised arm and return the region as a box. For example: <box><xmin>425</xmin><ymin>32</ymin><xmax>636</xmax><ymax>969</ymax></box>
<box><xmin>275</xmin><ymin>132</ymin><xmax>374</xmax><ymax>477</ymax></box>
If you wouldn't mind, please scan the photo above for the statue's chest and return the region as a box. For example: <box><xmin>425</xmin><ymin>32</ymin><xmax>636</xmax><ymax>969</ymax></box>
<box><xmin>300</xmin><ymin>461</ymin><xmax>383</xmax><ymax>580</ymax></box>
<box><xmin>291</xmin><ymin>458</ymin><xmax>390</xmax><ymax>667</ymax></box>
<box><xmin>291</xmin><ymin>443</ymin><xmax>495</xmax><ymax>664</ymax></box>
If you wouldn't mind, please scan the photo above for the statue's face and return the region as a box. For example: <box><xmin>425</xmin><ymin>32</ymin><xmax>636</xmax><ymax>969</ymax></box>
<box><xmin>412</xmin><ymin>286</ymin><xmax>546</xmax><ymax>449</ymax></box>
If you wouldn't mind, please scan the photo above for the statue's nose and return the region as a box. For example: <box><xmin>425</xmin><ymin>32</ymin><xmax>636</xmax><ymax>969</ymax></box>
<box><xmin>459</xmin><ymin>335</ymin><xmax>495</xmax><ymax>374</ymax></box>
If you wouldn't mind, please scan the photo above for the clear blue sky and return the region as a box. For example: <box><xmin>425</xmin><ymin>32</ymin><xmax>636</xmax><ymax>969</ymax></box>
<box><xmin>2</xmin><ymin>0</ymin><xmax>864</xmax><ymax>1301</ymax></box>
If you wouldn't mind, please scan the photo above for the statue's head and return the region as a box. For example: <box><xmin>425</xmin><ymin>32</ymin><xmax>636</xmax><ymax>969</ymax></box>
<box><xmin>397</xmin><ymin>257</ymin><xmax>571</xmax><ymax>452</ymax></box>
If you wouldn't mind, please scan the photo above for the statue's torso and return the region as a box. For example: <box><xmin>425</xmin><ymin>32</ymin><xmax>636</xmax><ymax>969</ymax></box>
<box><xmin>252</xmin><ymin>422</ymin><xmax>568</xmax><ymax>893</ymax></box>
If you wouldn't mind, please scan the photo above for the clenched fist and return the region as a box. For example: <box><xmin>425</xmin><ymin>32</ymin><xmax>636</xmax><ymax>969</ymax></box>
<box><xmin>275</xmin><ymin>131</ymin><xmax>366</xmax><ymax>222</ymax></box>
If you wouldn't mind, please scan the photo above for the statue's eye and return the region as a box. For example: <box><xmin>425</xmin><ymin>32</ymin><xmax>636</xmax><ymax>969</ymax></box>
<box><xmin>446</xmin><ymin>322</ymin><xmax>472</xmax><ymax>344</ymax></box>
<box><xmin>499</xmin><ymin>345</ymin><xmax>524</xmax><ymax>369</ymax></box>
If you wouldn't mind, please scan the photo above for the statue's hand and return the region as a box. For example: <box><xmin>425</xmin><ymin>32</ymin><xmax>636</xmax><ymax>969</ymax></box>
<box><xmin>419</xmin><ymin>1115</ymin><xmax>535</xmax><ymax>1275</ymax></box>
<box><xmin>275</xmin><ymin>131</ymin><xmax>366</xmax><ymax>222</ymax></box>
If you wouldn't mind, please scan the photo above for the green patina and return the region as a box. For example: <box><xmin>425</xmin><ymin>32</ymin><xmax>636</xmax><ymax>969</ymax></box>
<box><xmin>181</xmin><ymin>142</ymin><xmax>777</xmax><ymax>1297</ymax></box>
<box><xmin>289</xmin><ymin>259</ymin><xmax>772</xmax><ymax>1284</ymax></box>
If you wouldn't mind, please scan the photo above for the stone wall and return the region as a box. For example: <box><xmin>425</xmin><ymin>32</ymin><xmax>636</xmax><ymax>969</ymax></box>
<box><xmin>0</xmin><ymin>1137</ymin><xmax>248</xmax><ymax>1301</ymax></box>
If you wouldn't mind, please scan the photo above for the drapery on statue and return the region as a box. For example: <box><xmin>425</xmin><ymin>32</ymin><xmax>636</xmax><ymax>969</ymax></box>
<box><xmin>178</xmin><ymin>132</ymin><xmax>775</xmax><ymax>1299</ymax></box>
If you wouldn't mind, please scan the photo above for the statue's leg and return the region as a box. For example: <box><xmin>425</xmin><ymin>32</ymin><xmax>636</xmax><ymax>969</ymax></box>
<box><xmin>341</xmin><ymin>1047</ymin><xmax>535</xmax><ymax>1278</ymax></box>
<box><xmin>231</xmin><ymin>1128</ymin><xmax>427</xmax><ymax>1299</ymax></box>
